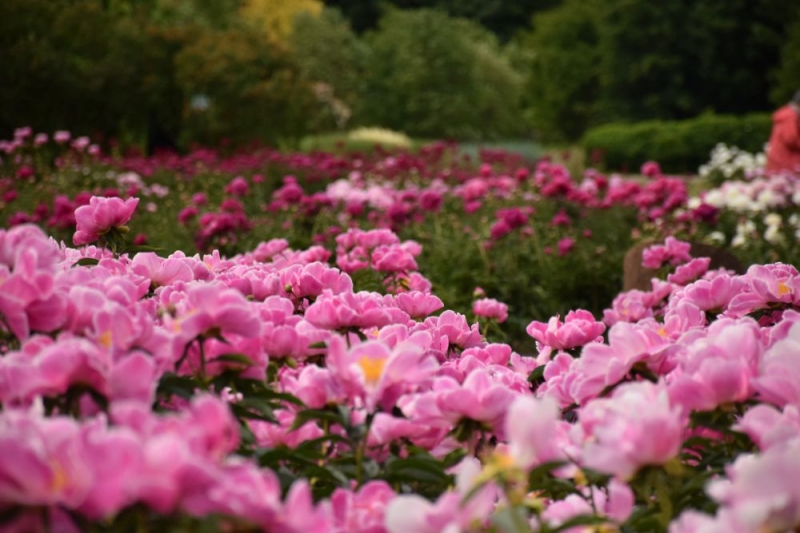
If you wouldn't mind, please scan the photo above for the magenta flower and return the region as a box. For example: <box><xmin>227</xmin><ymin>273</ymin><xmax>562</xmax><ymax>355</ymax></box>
<box><xmin>131</xmin><ymin>252</ymin><xmax>194</xmax><ymax>288</ymax></box>
<box><xmin>680</xmin><ymin>272</ymin><xmax>744</xmax><ymax>313</ymax></box>
<box><xmin>641</xmin><ymin>160</ymin><xmax>662</xmax><ymax>177</ymax></box>
<box><xmin>304</xmin><ymin>290</ymin><xmax>409</xmax><ymax>331</ymax></box>
<box><xmin>73</xmin><ymin>196</ymin><xmax>139</xmax><ymax>246</ymax></box>
<box><xmin>164</xmin><ymin>282</ymin><xmax>261</xmax><ymax>345</ymax></box>
<box><xmin>225</xmin><ymin>176</ymin><xmax>250</xmax><ymax>196</ymax></box>
<box><xmin>557</xmin><ymin>236</ymin><xmax>576</xmax><ymax>256</ymax></box>
<box><xmin>413</xmin><ymin>310</ymin><xmax>483</xmax><ymax>354</ymax></box>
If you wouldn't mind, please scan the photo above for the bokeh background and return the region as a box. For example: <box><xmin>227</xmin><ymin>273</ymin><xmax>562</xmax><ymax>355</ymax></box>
<box><xmin>2</xmin><ymin>0</ymin><xmax>799</xmax><ymax>169</ymax></box>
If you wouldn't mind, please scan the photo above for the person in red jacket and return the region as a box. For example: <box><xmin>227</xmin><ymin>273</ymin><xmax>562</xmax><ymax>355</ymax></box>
<box><xmin>766</xmin><ymin>90</ymin><xmax>800</xmax><ymax>174</ymax></box>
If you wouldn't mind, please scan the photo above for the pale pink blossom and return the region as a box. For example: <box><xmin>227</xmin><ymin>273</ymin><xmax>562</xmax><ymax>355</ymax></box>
<box><xmin>578</xmin><ymin>381</ymin><xmax>685</xmax><ymax>479</ymax></box>
<box><xmin>472</xmin><ymin>297</ymin><xmax>508</xmax><ymax>323</ymax></box>
<box><xmin>526</xmin><ymin>309</ymin><xmax>605</xmax><ymax>350</ymax></box>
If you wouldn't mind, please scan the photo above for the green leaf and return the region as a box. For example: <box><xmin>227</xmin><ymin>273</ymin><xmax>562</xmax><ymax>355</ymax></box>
<box><xmin>290</xmin><ymin>408</ymin><xmax>348</xmax><ymax>431</ymax></box>
<box><xmin>213</xmin><ymin>353</ymin><xmax>255</xmax><ymax>366</ymax></box>
<box><xmin>155</xmin><ymin>373</ymin><xmax>198</xmax><ymax>401</ymax></box>
<box><xmin>527</xmin><ymin>460</ymin><xmax>570</xmax><ymax>488</ymax></box>
<box><xmin>229</xmin><ymin>402</ymin><xmax>276</xmax><ymax>423</ymax></box>
<box><xmin>551</xmin><ymin>514</ymin><xmax>608</xmax><ymax>532</ymax></box>
<box><xmin>72</xmin><ymin>257</ymin><xmax>100</xmax><ymax>267</ymax></box>
<box><xmin>128</xmin><ymin>244</ymin><xmax>163</xmax><ymax>253</ymax></box>
<box><xmin>528</xmin><ymin>364</ymin><xmax>546</xmax><ymax>383</ymax></box>
<box><xmin>381</xmin><ymin>457</ymin><xmax>451</xmax><ymax>486</ymax></box>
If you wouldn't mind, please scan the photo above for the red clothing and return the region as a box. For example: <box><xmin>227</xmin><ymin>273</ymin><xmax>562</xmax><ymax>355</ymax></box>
<box><xmin>766</xmin><ymin>105</ymin><xmax>800</xmax><ymax>173</ymax></box>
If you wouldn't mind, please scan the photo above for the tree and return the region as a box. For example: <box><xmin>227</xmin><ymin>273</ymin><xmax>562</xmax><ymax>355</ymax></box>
<box><xmin>515</xmin><ymin>0</ymin><xmax>601</xmax><ymax>142</ymax></box>
<box><xmin>594</xmin><ymin>0</ymin><xmax>789</xmax><ymax>122</ymax></box>
<box><xmin>289</xmin><ymin>8</ymin><xmax>368</xmax><ymax>130</ymax></box>
<box><xmin>175</xmin><ymin>25</ymin><xmax>316</xmax><ymax>147</ymax></box>
<box><xmin>771</xmin><ymin>7</ymin><xmax>800</xmax><ymax>106</ymax></box>
<box><xmin>515</xmin><ymin>0</ymin><xmax>793</xmax><ymax>141</ymax></box>
<box><xmin>323</xmin><ymin>0</ymin><xmax>562</xmax><ymax>41</ymax></box>
<box><xmin>240</xmin><ymin>0</ymin><xmax>322</xmax><ymax>44</ymax></box>
<box><xmin>359</xmin><ymin>8</ymin><xmax>523</xmax><ymax>139</ymax></box>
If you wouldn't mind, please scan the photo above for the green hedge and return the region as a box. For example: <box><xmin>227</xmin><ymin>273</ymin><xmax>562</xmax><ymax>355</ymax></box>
<box><xmin>581</xmin><ymin>113</ymin><xmax>772</xmax><ymax>174</ymax></box>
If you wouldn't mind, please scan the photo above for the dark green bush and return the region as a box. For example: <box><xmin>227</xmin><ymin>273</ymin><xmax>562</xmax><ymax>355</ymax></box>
<box><xmin>581</xmin><ymin>113</ymin><xmax>772</xmax><ymax>173</ymax></box>
<box><xmin>358</xmin><ymin>9</ymin><xmax>525</xmax><ymax>140</ymax></box>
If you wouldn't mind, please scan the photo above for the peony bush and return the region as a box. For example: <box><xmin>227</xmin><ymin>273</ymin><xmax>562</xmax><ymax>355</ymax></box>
<box><xmin>2</xmin><ymin>127</ymin><xmax>800</xmax><ymax>532</ymax></box>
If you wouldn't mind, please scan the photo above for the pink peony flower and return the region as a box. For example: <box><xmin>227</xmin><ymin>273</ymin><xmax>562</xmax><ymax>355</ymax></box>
<box><xmin>505</xmin><ymin>395</ymin><xmax>572</xmax><ymax>470</ymax></box>
<box><xmin>526</xmin><ymin>309</ymin><xmax>605</xmax><ymax>350</ymax></box>
<box><xmin>752</xmin><ymin>320</ymin><xmax>800</xmax><ymax>406</ymax></box>
<box><xmin>472</xmin><ymin>297</ymin><xmax>508</xmax><ymax>323</ymax></box>
<box><xmin>667</xmin><ymin>318</ymin><xmax>762</xmax><ymax>413</ymax></box>
<box><xmin>578</xmin><ymin>381</ymin><xmax>685</xmax><ymax>479</ymax></box>
<box><xmin>73</xmin><ymin>196</ymin><xmax>139</xmax><ymax>246</ymax></box>
<box><xmin>394</xmin><ymin>291</ymin><xmax>444</xmax><ymax>319</ymax></box>
<box><xmin>641</xmin><ymin>237</ymin><xmax>692</xmax><ymax>269</ymax></box>
<box><xmin>734</xmin><ymin>404</ymin><xmax>800</xmax><ymax>451</ymax></box>
<box><xmin>326</xmin><ymin>333</ymin><xmax>437</xmax><ymax>411</ymax></box>
<box><xmin>707</xmin><ymin>438</ymin><xmax>800</xmax><ymax>532</ymax></box>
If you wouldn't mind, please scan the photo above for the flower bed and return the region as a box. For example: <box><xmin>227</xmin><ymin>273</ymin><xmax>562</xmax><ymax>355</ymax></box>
<box><xmin>2</xmin><ymin>128</ymin><xmax>800</xmax><ymax>532</ymax></box>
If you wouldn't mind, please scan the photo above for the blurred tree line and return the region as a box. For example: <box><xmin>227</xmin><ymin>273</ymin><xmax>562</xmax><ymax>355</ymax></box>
<box><xmin>1</xmin><ymin>0</ymin><xmax>799</xmax><ymax>149</ymax></box>
<box><xmin>517</xmin><ymin>0</ymin><xmax>800</xmax><ymax>142</ymax></box>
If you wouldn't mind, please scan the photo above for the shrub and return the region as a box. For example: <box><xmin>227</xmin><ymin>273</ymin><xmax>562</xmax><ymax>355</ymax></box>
<box><xmin>581</xmin><ymin>113</ymin><xmax>772</xmax><ymax>173</ymax></box>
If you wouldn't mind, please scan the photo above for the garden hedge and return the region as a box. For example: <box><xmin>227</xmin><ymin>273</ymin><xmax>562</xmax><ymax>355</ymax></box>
<box><xmin>581</xmin><ymin>113</ymin><xmax>772</xmax><ymax>173</ymax></box>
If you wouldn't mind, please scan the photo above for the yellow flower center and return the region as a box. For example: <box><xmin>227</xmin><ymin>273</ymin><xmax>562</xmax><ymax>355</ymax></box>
<box><xmin>778</xmin><ymin>281</ymin><xmax>791</xmax><ymax>296</ymax></box>
<box><xmin>51</xmin><ymin>461</ymin><xmax>68</xmax><ymax>492</ymax></box>
<box><xmin>97</xmin><ymin>330</ymin><xmax>113</xmax><ymax>349</ymax></box>
<box><xmin>358</xmin><ymin>356</ymin><xmax>386</xmax><ymax>385</ymax></box>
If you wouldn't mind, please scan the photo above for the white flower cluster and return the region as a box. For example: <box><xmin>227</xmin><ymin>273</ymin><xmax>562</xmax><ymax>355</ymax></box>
<box><xmin>690</xmin><ymin>174</ymin><xmax>800</xmax><ymax>214</ymax></box>
<box><xmin>698</xmin><ymin>143</ymin><xmax>767</xmax><ymax>181</ymax></box>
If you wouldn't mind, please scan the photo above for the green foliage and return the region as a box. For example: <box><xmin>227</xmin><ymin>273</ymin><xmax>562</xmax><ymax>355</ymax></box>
<box><xmin>594</xmin><ymin>0</ymin><xmax>787</xmax><ymax>123</ymax></box>
<box><xmin>174</xmin><ymin>25</ymin><xmax>317</xmax><ymax>148</ymax></box>
<box><xmin>516</xmin><ymin>0</ymin><xmax>794</xmax><ymax>141</ymax></box>
<box><xmin>514</xmin><ymin>0</ymin><xmax>601</xmax><ymax>143</ymax></box>
<box><xmin>0</xmin><ymin>0</ymin><xmax>150</xmax><ymax>141</ymax></box>
<box><xmin>581</xmin><ymin>113</ymin><xmax>772</xmax><ymax>173</ymax></box>
<box><xmin>771</xmin><ymin>8</ymin><xmax>800</xmax><ymax>106</ymax></box>
<box><xmin>323</xmin><ymin>0</ymin><xmax>563</xmax><ymax>41</ymax></box>
<box><xmin>359</xmin><ymin>8</ymin><xmax>525</xmax><ymax>140</ymax></box>
<box><xmin>289</xmin><ymin>8</ymin><xmax>368</xmax><ymax>131</ymax></box>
